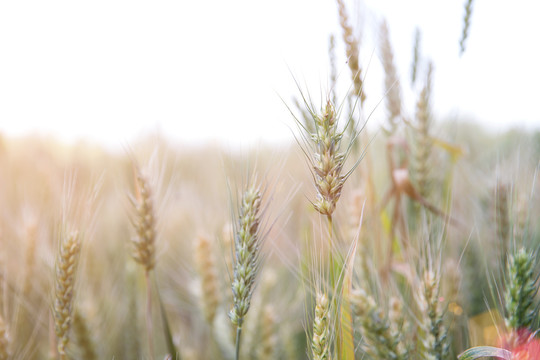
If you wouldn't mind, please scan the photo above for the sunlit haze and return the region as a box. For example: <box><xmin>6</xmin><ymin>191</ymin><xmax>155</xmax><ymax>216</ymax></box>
<box><xmin>1</xmin><ymin>0</ymin><xmax>539</xmax><ymax>150</ymax></box>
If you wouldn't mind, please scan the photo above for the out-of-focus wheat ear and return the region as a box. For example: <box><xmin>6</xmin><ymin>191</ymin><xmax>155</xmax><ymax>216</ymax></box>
<box><xmin>72</xmin><ymin>310</ymin><xmax>96</xmax><ymax>360</ymax></box>
<box><xmin>328</xmin><ymin>35</ymin><xmax>338</xmax><ymax>105</ymax></box>
<box><xmin>495</xmin><ymin>183</ymin><xmax>510</xmax><ymax>258</ymax></box>
<box><xmin>504</xmin><ymin>248</ymin><xmax>538</xmax><ymax>342</ymax></box>
<box><xmin>443</xmin><ymin>260</ymin><xmax>463</xmax><ymax>317</ymax></box>
<box><xmin>130</xmin><ymin>167</ymin><xmax>156</xmax><ymax>273</ymax></box>
<box><xmin>22</xmin><ymin>221</ymin><xmax>38</xmax><ymax>296</ymax></box>
<box><xmin>258</xmin><ymin>305</ymin><xmax>276</xmax><ymax>360</ymax></box>
<box><xmin>335</xmin><ymin>0</ymin><xmax>365</xmax><ymax>104</ymax></box>
<box><xmin>312</xmin><ymin>101</ymin><xmax>346</xmax><ymax>217</ymax></box>
<box><xmin>0</xmin><ymin>315</ymin><xmax>10</xmax><ymax>360</ymax></box>
<box><xmin>229</xmin><ymin>183</ymin><xmax>263</xmax><ymax>360</ymax></box>
<box><xmin>194</xmin><ymin>235</ymin><xmax>220</xmax><ymax>325</ymax></box>
<box><xmin>53</xmin><ymin>230</ymin><xmax>80</xmax><ymax>360</ymax></box>
<box><xmin>413</xmin><ymin>62</ymin><xmax>434</xmax><ymax>199</ymax></box>
<box><xmin>416</xmin><ymin>269</ymin><xmax>449</xmax><ymax>360</ymax></box>
<box><xmin>380</xmin><ymin>20</ymin><xmax>402</xmax><ymax>134</ymax></box>
<box><xmin>351</xmin><ymin>288</ymin><xmax>408</xmax><ymax>359</ymax></box>
<box><xmin>411</xmin><ymin>28</ymin><xmax>421</xmax><ymax>85</ymax></box>
<box><xmin>459</xmin><ymin>0</ymin><xmax>474</xmax><ymax>55</ymax></box>
<box><xmin>348</xmin><ymin>189</ymin><xmax>370</xmax><ymax>282</ymax></box>
<box><xmin>311</xmin><ymin>292</ymin><xmax>331</xmax><ymax>360</ymax></box>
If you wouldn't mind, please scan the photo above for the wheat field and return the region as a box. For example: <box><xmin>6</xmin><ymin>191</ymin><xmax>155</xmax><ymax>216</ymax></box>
<box><xmin>1</xmin><ymin>0</ymin><xmax>540</xmax><ymax>359</ymax></box>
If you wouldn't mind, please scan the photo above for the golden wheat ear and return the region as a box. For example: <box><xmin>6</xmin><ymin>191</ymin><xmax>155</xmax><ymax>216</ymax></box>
<box><xmin>53</xmin><ymin>230</ymin><xmax>80</xmax><ymax>360</ymax></box>
<box><xmin>194</xmin><ymin>235</ymin><xmax>220</xmax><ymax>325</ymax></box>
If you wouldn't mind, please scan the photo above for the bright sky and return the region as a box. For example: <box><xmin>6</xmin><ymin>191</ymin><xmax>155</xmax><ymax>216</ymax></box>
<box><xmin>0</xmin><ymin>0</ymin><xmax>539</xmax><ymax>150</ymax></box>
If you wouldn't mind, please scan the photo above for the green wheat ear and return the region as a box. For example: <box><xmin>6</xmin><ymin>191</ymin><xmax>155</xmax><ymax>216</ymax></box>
<box><xmin>504</xmin><ymin>247</ymin><xmax>538</xmax><ymax>332</ymax></box>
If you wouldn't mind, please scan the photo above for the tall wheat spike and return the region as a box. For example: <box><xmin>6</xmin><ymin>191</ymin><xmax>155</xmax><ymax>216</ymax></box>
<box><xmin>53</xmin><ymin>231</ymin><xmax>81</xmax><ymax>360</ymax></box>
<box><xmin>413</xmin><ymin>63</ymin><xmax>433</xmax><ymax>199</ymax></box>
<box><xmin>380</xmin><ymin>20</ymin><xmax>402</xmax><ymax>133</ymax></box>
<box><xmin>230</xmin><ymin>183</ymin><xmax>264</xmax><ymax>360</ymax></box>
<box><xmin>336</xmin><ymin>0</ymin><xmax>365</xmax><ymax>104</ymax></box>
<box><xmin>459</xmin><ymin>0</ymin><xmax>474</xmax><ymax>55</ymax></box>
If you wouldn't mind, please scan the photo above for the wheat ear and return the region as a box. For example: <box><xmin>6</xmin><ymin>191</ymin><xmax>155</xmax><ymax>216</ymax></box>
<box><xmin>504</xmin><ymin>248</ymin><xmax>538</xmax><ymax>338</ymax></box>
<box><xmin>351</xmin><ymin>288</ymin><xmax>409</xmax><ymax>359</ymax></box>
<box><xmin>130</xmin><ymin>168</ymin><xmax>156</xmax><ymax>273</ymax></box>
<box><xmin>459</xmin><ymin>0</ymin><xmax>474</xmax><ymax>55</ymax></box>
<box><xmin>411</xmin><ymin>28</ymin><xmax>421</xmax><ymax>85</ymax></box>
<box><xmin>129</xmin><ymin>165</ymin><xmax>158</xmax><ymax>360</ymax></box>
<box><xmin>311</xmin><ymin>292</ymin><xmax>331</xmax><ymax>360</ymax></box>
<box><xmin>335</xmin><ymin>0</ymin><xmax>365</xmax><ymax>103</ymax></box>
<box><xmin>380</xmin><ymin>20</ymin><xmax>402</xmax><ymax>133</ymax></box>
<box><xmin>413</xmin><ymin>63</ymin><xmax>433</xmax><ymax>199</ymax></box>
<box><xmin>195</xmin><ymin>235</ymin><xmax>220</xmax><ymax>325</ymax></box>
<box><xmin>230</xmin><ymin>184</ymin><xmax>263</xmax><ymax>360</ymax></box>
<box><xmin>312</xmin><ymin>101</ymin><xmax>346</xmax><ymax>217</ymax></box>
<box><xmin>416</xmin><ymin>270</ymin><xmax>449</xmax><ymax>360</ymax></box>
<box><xmin>73</xmin><ymin>310</ymin><xmax>97</xmax><ymax>360</ymax></box>
<box><xmin>53</xmin><ymin>231</ymin><xmax>80</xmax><ymax>360</ymax></box>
